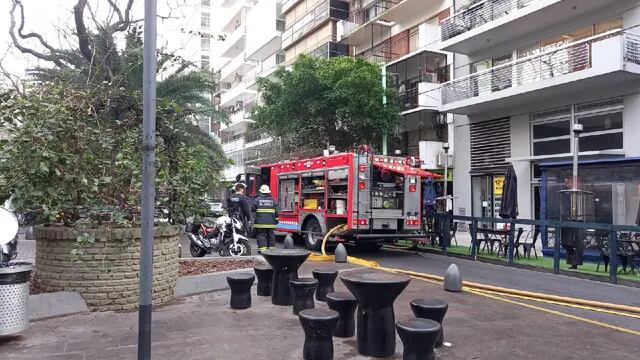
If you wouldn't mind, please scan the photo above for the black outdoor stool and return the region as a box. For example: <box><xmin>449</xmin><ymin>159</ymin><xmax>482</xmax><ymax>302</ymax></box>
<box><xmin>290</xmin><ymin>277</ymin><xmax>318</xmax><ymax>315</ymax></box>
<box><xmin>396</xmin><ymin>318</ymin><xmax>441</xmax><ymax>360</ymax></box>
<box><xmin>312</xmin><ymin>268</ymin><xmax>338</xmax><ymax>301</ymax></box>
<box><xmin>326</xmin><ymin>291</ymin><xmax>357</xmax><ymax>338</ymax></box>
<box><xmin>254</xmin><ymin>265</ymin><xmax>273</xmax><ymax>296</ymax></box>
<box><xmin>226</xmin><ymin>273</ymin><xmax>255</xmax><ymax>310</ymax></box>
<box><xmin>410</xmin><ymin>298</ymin><xmax>449</xmax><ymax>347</ymax></box>
<box><xmin>298</xmin><ymin>309</ymin><xmax>339</xmax><ymax>360</ymax></box>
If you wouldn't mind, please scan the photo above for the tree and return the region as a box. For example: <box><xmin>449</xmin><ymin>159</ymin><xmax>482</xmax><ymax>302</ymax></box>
<box><xmin>1</xmin><ymin>1</ymin><xmax>228</xmax><ymax>224</ymax></box>
<box><xmin>251</xmin><ymin>55</ymin><xmax>400</xmax><ymax>154</ymax></box>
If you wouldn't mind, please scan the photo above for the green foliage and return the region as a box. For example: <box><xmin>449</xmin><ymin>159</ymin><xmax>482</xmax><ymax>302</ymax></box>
<box><xmin>251</xmin><ymin>55</ymin><xmax>400</xmax><ymax>152</ymax></box>
<box><xmin>0</xmin><ymin>28</ymin><xmax>228</xmax><ymax>226</ymax></box>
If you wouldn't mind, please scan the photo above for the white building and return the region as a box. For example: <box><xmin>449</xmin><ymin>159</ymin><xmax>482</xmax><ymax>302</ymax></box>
<box><xmin>440</xmin><ymin>0</ymin><xmax>640</xmax><ymax>241</ymax></box>
<box><xmin>209</xmin><ymin>0</ymin><xmax>285</xmax><ymax>181</ymax></box>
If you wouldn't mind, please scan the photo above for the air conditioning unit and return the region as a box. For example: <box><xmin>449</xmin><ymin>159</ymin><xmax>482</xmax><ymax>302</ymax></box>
<box><xmin>437</xmin><ymin>153</ymin><xmax>454</xmax><ymax>168</ymax></box>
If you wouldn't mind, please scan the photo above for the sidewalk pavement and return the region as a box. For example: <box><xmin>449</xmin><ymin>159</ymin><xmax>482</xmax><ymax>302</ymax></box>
<box><xmin>1</xmin><ymin>261</ymin><xmax>638</xmax><ymax>360</ymax></box>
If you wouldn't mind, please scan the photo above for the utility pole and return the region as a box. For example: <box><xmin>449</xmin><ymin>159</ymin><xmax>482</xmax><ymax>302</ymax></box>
<box><xmin>381</xmin><ymin>66</ymin><xmax>388</xmax><ymax>155</ymax></box>
<box><xmin>139</xmin><ymin>1</ymin><xmax>157</xmax><ymax>359</ymax></box>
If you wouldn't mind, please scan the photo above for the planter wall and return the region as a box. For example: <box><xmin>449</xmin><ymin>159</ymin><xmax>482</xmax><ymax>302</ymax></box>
<box><xmin>34</xmin><ymin>225</ymin><xmax>181</xmax><ymax>311</ymax></box>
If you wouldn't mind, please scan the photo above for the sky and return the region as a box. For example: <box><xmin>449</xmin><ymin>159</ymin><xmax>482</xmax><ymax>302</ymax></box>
<box><xmin>0</xmin><ymin>0</ymin><xmax>203</xmax><ymax>86</ymax></box>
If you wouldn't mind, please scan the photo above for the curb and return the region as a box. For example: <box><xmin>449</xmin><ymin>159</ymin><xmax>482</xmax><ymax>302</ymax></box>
<box><xmin>411</xmin><ymin>247</ymin><xmax>640</xmax><ymax>289</ymax></box>
<box><xmin>175</xmin><ymin>267</ymin><xmax>256</xmax><ymax>297</ymax></box>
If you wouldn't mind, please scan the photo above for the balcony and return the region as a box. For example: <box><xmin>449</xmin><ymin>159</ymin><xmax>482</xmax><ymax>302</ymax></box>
<box><xmin>357</xmin><ymin>29</ymin><xmax>419</xmax><ymax>65</ymax></box>
<box><xmin>281</xmin><ymin>0</ymin><xmax>349</xmax><ymax>49</ymax></box>
<box><xmin>220</xmin><ymin>52</ymin><xmax>257</xmax><ymax>83</ymax></box>
<box><xmin>220</xmin><ymin>26</ymin><xmax>247</xmax><ymax>59</ymax></box>
<box><xmin>386</xmin><ymin>50</ymin><xmax>449</xmax><ymax>113</ymax></box>
<box><xmin>248</xmin><ymin>52</ymin><xmax>285</xmax><ymax>90</ymax></box>
<box><xmin>282</xmin><ymin>0</ymin><xmax>301</xmax><ymax>15</ymax></box>
<box><xmin>246</xmin><ymin>0</ymin><xmax>284</xmax><ymax>61</ymax></box>
<box><xmin>339</xmin><ymin>0</ymin><xmax>441</xmax><ymax>44</ymax></box>
<box><xmin>220</xmin><ymin>79</ymin><xmax>257</xmax><ymax>107</ymax></box>
<box><xmin>439</xmin><ymin>0</ymin><xmax>631</xmax><ymax>54</ymax></box>
<box><xmin>440</xmin><ymin>31</ymin><xmax>640</xmax><ymax>116</ymax></box>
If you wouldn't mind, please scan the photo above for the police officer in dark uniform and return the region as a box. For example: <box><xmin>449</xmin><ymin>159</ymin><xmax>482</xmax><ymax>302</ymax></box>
<box><xmin>252</xmin><ymin>185</ymin><xmax>279</xmax><ymax>253</ymax></box>
<box><xmin>227</xmin><ymin>183</ymin><xmax>251</xmax><ymax>232</ymax></box>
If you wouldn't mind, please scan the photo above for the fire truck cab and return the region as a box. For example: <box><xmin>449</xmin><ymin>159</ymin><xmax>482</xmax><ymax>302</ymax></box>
<box><xmin>244</xmin><ymin>152</ymin><xmax>440</xmax><ymax>250</ymax></box>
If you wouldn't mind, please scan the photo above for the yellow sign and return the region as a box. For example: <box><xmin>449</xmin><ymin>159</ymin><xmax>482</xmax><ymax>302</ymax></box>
<box><xmin>493</xmin><ymin>176</ymin><xmax>505</xmax><ymax>196</ymax></box>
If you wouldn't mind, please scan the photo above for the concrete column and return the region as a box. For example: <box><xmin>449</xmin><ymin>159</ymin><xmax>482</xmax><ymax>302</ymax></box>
<box><xmin>509</xmin><ymin>114</ymin><xmax>532</xmax><ymax>220</ymax></box>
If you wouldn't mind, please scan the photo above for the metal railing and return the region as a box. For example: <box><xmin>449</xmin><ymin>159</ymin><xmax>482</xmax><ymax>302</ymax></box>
<box><xmin>358</xmin><ymin>29</ymin><xmax>418</xmax><ymax>64</ymax></box>
<box><xmin>624</xmin><ymin>32</ymin><xmax>640</xmax><ymax>65</ymax></box>
<box><xmin>441</xmin><ymin>0</ymin><xmax>536</xmax><ymax>42</ymax></box>
<box><xmin>441</xmin><ymin>30</ymin><xmax>625</xmax><ymax>105</ymax></box>
<box><xmin>281</xmin><ymin>0</ymin><xmax>349</xmax><ymax>49</ymax></box>
<box><xmin>340</xmin><ymin>0</ymin><xmax>400</xmax><ymax>38</ymax></box>
<box><xmin>283</xmin><ymin>35</ymin><xmax>345</xmax><ymax>66</ymax></box>
<box><xmin>430</xmin><ymin>213</ymin><xmax>640</xmax><ymax>285</ymax></box>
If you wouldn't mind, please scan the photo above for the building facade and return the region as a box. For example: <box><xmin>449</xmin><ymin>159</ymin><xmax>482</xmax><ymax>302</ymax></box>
<box><xmin>335</xmin><ymin>0</ymin><xmax>455</xmax><ymax>194</ymax></box>
<box><xmin>209</xmin><ymin>0</ymin><xmax>285</xmax><ymax>181</ymax></box>
<box><xmin>441</xmin><ymin>0</ymin><xmax>640</xmax><ymax>232</ymax></box>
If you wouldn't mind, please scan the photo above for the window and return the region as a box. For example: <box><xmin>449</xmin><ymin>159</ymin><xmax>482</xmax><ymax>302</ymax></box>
<box><xmin>576</xmin><ymin>111</ymin><xmax>623</xmax><ymax>152</ymax></box>
<box><xmin>201</xmin><ymin>12</ymin><xmax>210</xmax><ymax>28</ymax></box>
<box><xmin>200</xmin><ymin>55</ymin><xmax>210</xmax><ymax>69</ymax></box>
<box><xmin>201</xmin><ymin>0</ymin><xmax>210</xmax><ymax>6</ymax></box>
<box><xmin>530</xmin><ymin>98</ymin><xmax>623</xmax><ymax>156</ymax></box>
<box><xmin>200</xmin><ymin>36</ymin><xmax>210</xmax><ymax>50</ymax></box>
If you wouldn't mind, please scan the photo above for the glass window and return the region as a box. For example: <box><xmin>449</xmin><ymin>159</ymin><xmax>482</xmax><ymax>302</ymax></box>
<box><xmin>532</xmin><ymin>119</ymin><xmax>571</xmax><ymax>139</ymax></box>
<box><xmin>201</xmin><ymin>12</ymin><xmax>210</xmax><ymax>28</ymax></box>
<box><xmin>580</xmin><ymin>132</ymin><xmax>623</xmax><ymax>152</ymax></box>
<box><xmin>200</xmin><ymin>36</ymin><xmax>210</xmax><ymax>50</ymax></box>
<box><xmin>533</xmin><ymin>139</ymin><xmax>571</xmax><ymax>156</ymax></box>
<box><xmin>577</xmin><ymin>112</ymin><xmax>623</xmax><ymax>133</ymax></box>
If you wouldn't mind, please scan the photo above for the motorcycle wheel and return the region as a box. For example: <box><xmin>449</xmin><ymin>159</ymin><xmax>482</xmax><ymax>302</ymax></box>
<box><xmin>225</xmin><ymin>239</ymin><xmax>251</xmax><ymax>257</ymax></box>
<box><xmin>189</xmin><ymin>243</ymin><xmax>206</xmax><ymax>258</ymax></box>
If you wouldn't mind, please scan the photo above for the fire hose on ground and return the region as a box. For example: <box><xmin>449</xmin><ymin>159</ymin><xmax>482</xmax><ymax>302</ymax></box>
<box><xmin>307</xmin><ymin>226</ymin><xmax>640</xmax><ymax>336</ymax></box>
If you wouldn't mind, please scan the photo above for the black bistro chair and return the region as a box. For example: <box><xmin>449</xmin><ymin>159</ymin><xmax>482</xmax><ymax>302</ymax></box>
<box><xmin>497</xmin><ymin>227</ymin><xmax>524</xmax><ymax>258</ymax></box>
<box><xmin>517</xmin><ymin>228</ymin><xmax>540</xmax><ymax>259</ymax></box>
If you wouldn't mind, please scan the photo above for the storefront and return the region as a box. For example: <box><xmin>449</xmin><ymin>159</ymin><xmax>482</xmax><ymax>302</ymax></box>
<box><xmin>540</xmin><ymin>158</ymin><xmax>640</xmax><ymax>226</ymax></box>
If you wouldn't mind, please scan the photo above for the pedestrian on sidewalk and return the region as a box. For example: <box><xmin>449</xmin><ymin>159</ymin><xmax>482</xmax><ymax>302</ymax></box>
<box><xmin>252</xmin><ymin>185</ymin><xmax>279</xmax><ymax>253</ymax></box>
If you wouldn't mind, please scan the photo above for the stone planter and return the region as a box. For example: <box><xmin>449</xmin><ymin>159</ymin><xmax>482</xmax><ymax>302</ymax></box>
<box><xmin>34</xmin><ymin>225</ymin><xmax>181</xmax><ymax>311</ymax></box>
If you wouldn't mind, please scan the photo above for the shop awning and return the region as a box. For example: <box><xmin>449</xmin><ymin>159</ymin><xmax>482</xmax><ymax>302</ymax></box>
<box><xmin>372</xmin><ymin>162</ymin><xmax>442</xmax><ymax>178</ymax></box>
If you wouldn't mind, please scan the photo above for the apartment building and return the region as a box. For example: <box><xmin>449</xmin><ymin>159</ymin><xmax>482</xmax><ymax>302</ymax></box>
<box><xmin>281</xmin><ymin>0</ymin><xmax>352</xmax><ymax>63</ymax></box>
<box><xmin>336</xmin><ymin>0</ymin><xmax>454</xmax><ymax>178</ymax></box>
<box><xmin>156</xmin><ymin>0</ymin><xmax>215</xmax><ymax>133</ymax></box>
<box><xmin>210</xmin><ymin>0</ymin><xmax>285</xmax><ymax>180</ymax></box>
<box><xmin>441</xmin><ymin>0</ymin><xmax>640</xmax><ymax>235</ymax></box>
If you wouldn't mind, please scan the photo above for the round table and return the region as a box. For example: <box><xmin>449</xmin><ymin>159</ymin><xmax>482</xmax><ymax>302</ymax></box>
<box><xmin>340</xmin><ymin>270</ymin><xmax>410</xmax><ymax>357</ymax></box>
<box><xmin>261</xmin><ymin>249</ymin><xmax>310</xmax><ymax>306</ymax></box>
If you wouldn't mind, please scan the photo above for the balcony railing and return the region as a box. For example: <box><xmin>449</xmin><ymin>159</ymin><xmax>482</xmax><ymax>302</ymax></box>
<box><xmin>358</xmin><ymin>29</ymin><xmax>419</xmax><ymax>65</ymax></box>
<box><xmin>281</xmin><ymin>0</ymin><xmax>349</xmax><ymax>49</ymax></box>
<box><xmin>624</xmin><ymin>32</ymin><xmax>640</xmax><ymax>65</ymax></box>
<box><xmin>441</xmin><ymin>30</ymin><xmax>632</xmax><ymax>105</ymax></box>
<box><xmin>340</xmin><ymin>0</ymin><xmax>400</xmax><ymax>38</ymax></box>
<box><xmin>441</xmin><ymin>0</ymin><xmax>536</xmax><ymax>42</ymax></box>
<box><xmin>283</xmin><ymin>35</ymin><xmax>347</xmax><ymax>66</ymax></box>
<box><xmin>397</xmin><ymin>65</ymin><xmax>450</xmax><ymax>111</ymax></box>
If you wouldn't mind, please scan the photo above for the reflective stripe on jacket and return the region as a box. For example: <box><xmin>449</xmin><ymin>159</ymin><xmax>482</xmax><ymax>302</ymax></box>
<box><xmin>252</xmin><ymin>195</ymin><xmax>279</xmax><ymax>229</ymax></box>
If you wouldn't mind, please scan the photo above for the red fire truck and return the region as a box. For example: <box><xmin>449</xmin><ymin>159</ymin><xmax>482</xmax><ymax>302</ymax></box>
<box><xmin>242</xmin><ymin>151</ymin><xmax>441</xmax><ymax>250</ymax></box>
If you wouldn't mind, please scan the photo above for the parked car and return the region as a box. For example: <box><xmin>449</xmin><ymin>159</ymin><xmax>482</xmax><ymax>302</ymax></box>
<box><xmin>204</xmin><ymin>199</ymin><xmax>224</xmax><ymax>217</ymax></box>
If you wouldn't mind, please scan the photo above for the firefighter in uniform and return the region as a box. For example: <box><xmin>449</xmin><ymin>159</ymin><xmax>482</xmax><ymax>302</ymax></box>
<box><xmin>227</xmin><ymin>183</ymin><xmax>251</xmax><ymax>232</ymax></box>
<box><xmin>252</xmin><ymin>185</ymin><xmax>279</xmax><ymax>253</ymax></box>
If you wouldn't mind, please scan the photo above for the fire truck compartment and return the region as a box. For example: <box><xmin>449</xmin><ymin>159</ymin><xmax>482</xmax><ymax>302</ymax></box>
<box><xmin>372</xmin><ymin>218</ymin><xmax>398</xmax><ymax>230</ymax></box>
<box><xmin>371</xmin><ymin>209</ymin><xmax>404</xmax><ymax>218</ymax></box>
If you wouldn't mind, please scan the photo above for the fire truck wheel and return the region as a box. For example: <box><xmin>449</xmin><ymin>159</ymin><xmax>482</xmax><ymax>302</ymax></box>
<box><xmin>303</xmin><ymin>218</ymin><xmax>323</xmax><ymax>251</ymax></box>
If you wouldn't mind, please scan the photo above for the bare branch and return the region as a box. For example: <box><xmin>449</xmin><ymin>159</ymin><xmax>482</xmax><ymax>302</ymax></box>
<box><xmin>106</xmin><ymin>0</ymin><xmax>124</xmax><ymax>24</ymax></box>
<box><xmin>112</xmin><ymin>0</ymin><xmax>135</xmax><ymax>32</ymax></box>
<box><xmin>73</xmin><ymin>0</ymin><xmax>93</xmax><ymax>62</ymax></box>
<box><xmin>8</xmin><ymin>0</ymin><xmax>67</xmax><ymax>68</ymax></box>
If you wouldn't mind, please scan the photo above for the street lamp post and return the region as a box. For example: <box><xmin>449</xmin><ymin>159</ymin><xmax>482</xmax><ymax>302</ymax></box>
<box><xmin>139</xmin><ymin>1</ymin><xmax>157</xmax><ymax>359</ymax></box>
